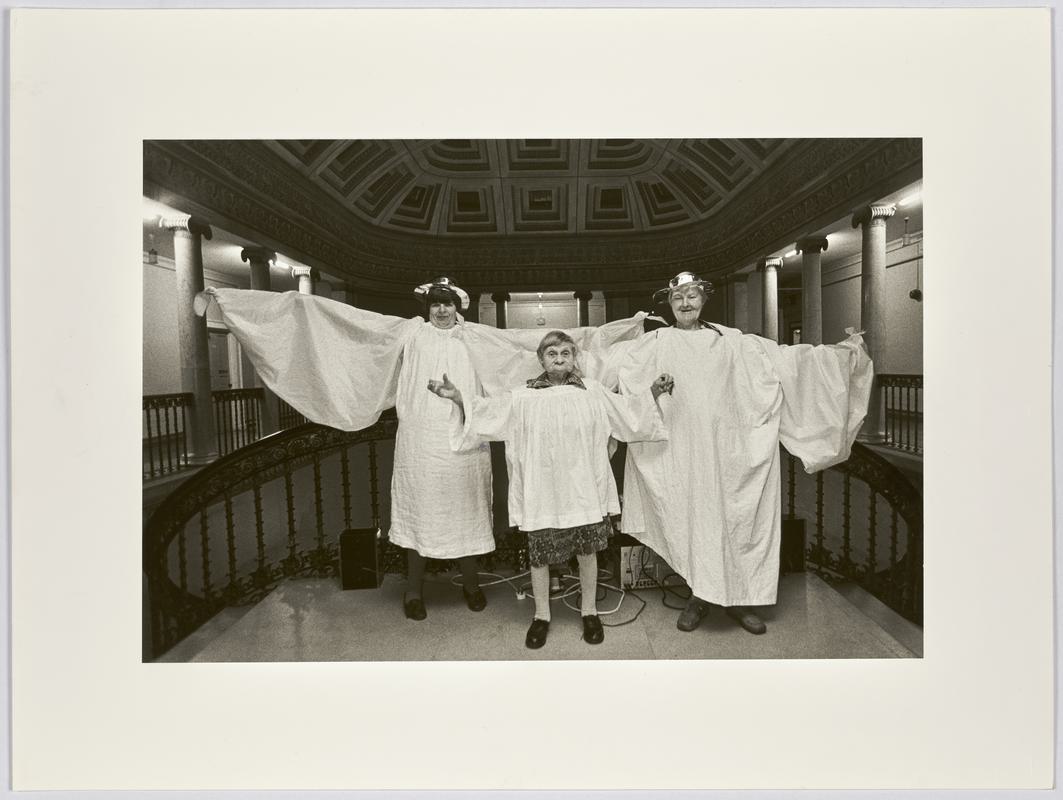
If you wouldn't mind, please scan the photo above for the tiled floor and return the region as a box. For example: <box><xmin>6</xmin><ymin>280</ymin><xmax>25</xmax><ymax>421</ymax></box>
<box><xmin>171</xmin><ymin>570</ymin><xmax>920</xmax><ymax>662</ymax></box>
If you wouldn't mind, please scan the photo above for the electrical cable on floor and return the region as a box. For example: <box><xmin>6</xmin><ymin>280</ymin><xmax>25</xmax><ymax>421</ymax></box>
<box><xmin>443</xmin><ymin>564</ymin><xmax>648</xmax><ymax>625</ymax></box>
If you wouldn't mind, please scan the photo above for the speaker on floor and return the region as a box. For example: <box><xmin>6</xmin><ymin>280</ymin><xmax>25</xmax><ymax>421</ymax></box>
<box><xmin>339</xmin><ymin>528</ymin><xmax>381</xmax><ymax>590</ymax></box>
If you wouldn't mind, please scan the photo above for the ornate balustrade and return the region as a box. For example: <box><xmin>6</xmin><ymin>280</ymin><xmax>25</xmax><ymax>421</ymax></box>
<box><xmin>212</xmin><ymin>387</ymin><xmax>264</xmax><ymax>456</ymax></box>
<box><xmin>145</xmin><ymin>411</ymin><xmax>922</xmax><ymax>658</ymax></box>
<box><xmin>880</xmin><ymin>374</ymin><xmax>923</xmax><ymax>456</ymax></box>
<box><xmin>782</xmin><ymin>442</ymin><xmax>923</xmax><ymax>623</ymax></box>
<box><xmin>143</xmin><ymin>393</ymin><xmax>193</xmax><ymax>479</ymax></box>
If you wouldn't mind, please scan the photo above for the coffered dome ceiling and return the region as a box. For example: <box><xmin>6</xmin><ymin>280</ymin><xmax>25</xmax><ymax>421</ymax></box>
<box><xmin>264</xmin><ymin>139</ymin><xmax>796</xmax><ymax>236</ymax></box>
<box><xmin>144</xmin><ymin>138</ymin><xmax>921</xmax><ymax>294</ymax></box>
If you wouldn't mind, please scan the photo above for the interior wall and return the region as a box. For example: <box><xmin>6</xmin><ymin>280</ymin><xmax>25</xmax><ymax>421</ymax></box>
<box><xmin>822</xmin><ymin>235</ymin><xmax>923</xmax><ymax>373</ymax></box>
<box><xmin>143</xmin><ymin>256</ymin><xmax>244</xmax><ymax>394</ymax></box>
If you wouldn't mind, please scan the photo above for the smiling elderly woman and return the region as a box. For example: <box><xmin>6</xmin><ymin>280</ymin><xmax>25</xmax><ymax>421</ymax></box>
<box><xmin>429</xmin><ymin>331</ymin><xmax>673</xmax><ymax>649</ymax></box>
<box><xmin>198</xmin><ymin>276</ymin><xmax>495</xmax><ymax>622</ymax></box>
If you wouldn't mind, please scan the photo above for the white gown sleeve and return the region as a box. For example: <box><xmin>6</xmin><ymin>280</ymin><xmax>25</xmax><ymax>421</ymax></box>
<box><xmin>451</xmin><ymin>393</ymin><xmax>515</xmax><ymax>452</ymax></box>
<box><xmin>758</xmin><ymin>330</ymin><xmax>874</xmax><ymax>472</ymax></box>
<box><xmin>592</xmin><ymin>382</ymin><xmax>668</xmax><ymax>443</ymax></box>
<box><xmin>457</xmin><ymin>314</ymin><xmax>648</xmax><ymax>396</ymax></box>
<box><xmin>199</xmin><ymin>288</ymin><xmax>419</xmax><ymax>432</ymax></box>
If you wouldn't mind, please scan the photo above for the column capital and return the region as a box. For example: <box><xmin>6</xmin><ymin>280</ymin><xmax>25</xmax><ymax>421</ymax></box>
<box><xmin>795</xmin><ymin>236</ymin><xmax>830</xmax><ymax>255</ymax></box>
<box><xmin>159</xmin><ymin>214</ymin><xmax>213</xmax><ymax>240</ymax></box>
<box><xmin>290</xmin><ymin>265</ymin><xmax>314</xmax><ymax>280</ymax></box>
<box><xmin>240</xmin><ymin>246</ymin><xmax>276</xmax><ymax>266</ymax></box>
<box><xmin>573</xmin><ymin>290</ymin><xmax>594</xmax><ymax>302</ymax></box>
<box><xmin>491</xmin><ymin>291</ymin><xmax>511</xmax><ymax>304</ymax></box>
<box><xmin>851</xmin><ymin>204</ymin><xmax>897</xmax><ymax>228</ymax></box>
<box><xmin>757</xmin><ymin>257</ymin><xmax>784</xmax><ymax>272</ymax></box>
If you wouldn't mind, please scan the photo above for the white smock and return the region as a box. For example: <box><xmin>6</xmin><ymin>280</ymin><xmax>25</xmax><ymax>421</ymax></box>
<box><xmin>612</xmin><ymin>324</ymin><xmax>872</xmax><ymax>606</ymax></box>
<box><xmin>455</xmin><ymin>380</ymin><xmax>667</xmax><ymax>531</ymax></box>
<box><xmin>201</xmin><ymin>288</ymin><xmax>495</xmax><ymax>560</ymax></box>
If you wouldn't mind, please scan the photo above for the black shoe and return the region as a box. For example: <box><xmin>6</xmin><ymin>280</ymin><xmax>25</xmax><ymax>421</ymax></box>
<box><xmin>525</xmin><ymin>618</ymin><xmax>550</xmax><ymax>649</ymax></box>
<box><xmin>725</xmin><ymin>606</ymin><xmax>767</xmax><ymax>635</ymax></box>
<box><xmin>403</xmin><ymin>594</ymin><xmax>426</xmax><ymax>621</ymax></box>
<box><xmin>463</xmin><ymin>586</ymin><xmax>487</xmax><ymax>612</ymax></box>
<box><xmin>582</xmin><ymin>614</ymin><xmax>604</xmax><ymax>645</ymax></box>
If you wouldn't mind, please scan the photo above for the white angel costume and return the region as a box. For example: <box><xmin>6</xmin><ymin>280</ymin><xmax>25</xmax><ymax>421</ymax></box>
<box><xmin>453</xmin><ymin>376</ymin><xmax>667</xmax><ymax>541</ymax></box>
<box><xmin>612</xmin><ymin>323</ymin><xmax>873</xmax><ymax>606</ymax></box>
<box><xmin>202</xmin><ymin>288</ymin><xmax>494</xmax><ymax>559</ymax></box>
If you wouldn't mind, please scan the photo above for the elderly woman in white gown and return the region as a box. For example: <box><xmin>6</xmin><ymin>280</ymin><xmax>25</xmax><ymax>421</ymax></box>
<box><xmin>429</xmin><ymin>330</ymin><xmax>674</xmax><ymax>649</ymax></box>
<box><xmin>200</xmin><ymin>277</ymin><xmax>495</xmax><ymax>621</ymax></box>
<box><xmin>613</xmin><ymin>271</ymin><xmax>873</xmax><ymax>636</ymax></box>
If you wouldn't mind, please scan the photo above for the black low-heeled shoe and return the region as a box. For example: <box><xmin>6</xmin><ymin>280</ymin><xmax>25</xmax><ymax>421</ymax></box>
<box><xmin>582</xmin><ymin>614</ymin><xmax>604</xmax><ymax>645</ymax></box>
<box><xmin>403</xmin><ymin>594</ymin><xmax>427</xmax><ymax>621</ymax></box>
<box><xmin>525</xmin><ymin>618</ymin><xmax>550</xmax><ymax>649</ymax></box>
<box><xmin>463</xmin><ymin>586</ymin><xmax>487</xmax><ymax>612</ymax></box>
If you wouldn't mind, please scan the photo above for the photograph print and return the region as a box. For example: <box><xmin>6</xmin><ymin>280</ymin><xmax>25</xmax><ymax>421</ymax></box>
<box><xmin>142</xmin><ymin>138</ymin><xmax>923</xmax><ymax>663</ymax></box>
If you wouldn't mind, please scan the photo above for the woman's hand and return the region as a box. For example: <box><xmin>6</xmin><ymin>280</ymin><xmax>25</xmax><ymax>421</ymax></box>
<box><xmin>427</xmin><ymin>373</ymin><xmax>463</xmax><ymax>405</ymax></box>
<box><xmin>651</xmin><ymin>373</ymin><xmax>675</xmax><ymax>400</ymax></box>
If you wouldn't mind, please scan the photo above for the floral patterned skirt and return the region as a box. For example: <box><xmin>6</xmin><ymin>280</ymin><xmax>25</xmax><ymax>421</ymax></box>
<box><xmin>524</xmin><ymin>518</ymin><xmax>613</xmax><ymax>568</ymax></box>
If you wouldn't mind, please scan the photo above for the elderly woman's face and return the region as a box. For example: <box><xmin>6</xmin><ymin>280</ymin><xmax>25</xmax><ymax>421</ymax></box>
<box><xmin>429</xmin><ymin>301</ymin><xmax>457</xmax><ymax>329</ymax></box>
<box><xmin>539</xmin><ymin>343</ymin><xmax>576</xmax><ymax>379</ymax></box>
<box><xmin>669</xmin><ymin>286</ymin><xmax>705</xmax><ymax>330</ymax></box>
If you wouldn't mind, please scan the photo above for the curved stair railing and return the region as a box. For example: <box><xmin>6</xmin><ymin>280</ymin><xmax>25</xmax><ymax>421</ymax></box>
<box><xmin>781</xmin><ymin>442</ymin><xmax>923</xmax><ymax>624</ymax></box>
<box><xmin>144</xmin><ymin>412</ymin><xmax>401</xmax><ymax>659</ymax></box>
<box><xmin>145</xmin><ymin>420</ymin><xmax>922</xmax><ymax>659</ymax></box>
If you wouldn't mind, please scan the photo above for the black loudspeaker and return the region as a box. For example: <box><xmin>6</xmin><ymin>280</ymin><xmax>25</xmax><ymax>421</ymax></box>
<box><xmin>339</xmin><ymin>528</ymin><xmax>380</xmax><ymax>590</ymax></box>
<box><xmin>780</xmin><ymin>518</ymin><xmax>806</xmax><ymax>574</ymax></box>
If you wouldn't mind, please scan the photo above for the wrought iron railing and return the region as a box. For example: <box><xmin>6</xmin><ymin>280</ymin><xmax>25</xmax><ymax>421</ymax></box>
<box><xmin>145</xmin><ymin>410</ymin><xmax>921</xmax><ymax>657</ymax></box>
<box><xmin>880</xmin><ymin>374</ymin><xmax>922</xmax><ymax>455</ymax></box>
<box><xmin>143</xmin><ymin>393</ymin><xmax>193</xmax><ymax>479</ymax></box>
<box><xmin>143</xmin><ymin>411</ymin><xmax>527</xmax><ymax>659</ymax></box>
<box><xmin>782</xmin><ymin>443</ymin><xmax>923</xmax><ymax>623</ymax></box>
<box><xmin>212</xmin><ymin>388</ymin><xmax>264</xmax><ymax>456</ymax></box>
<box><xmin>278</xmin><ymin>398</ymin><xmax>308</xmax><ymax>430</ymax></box>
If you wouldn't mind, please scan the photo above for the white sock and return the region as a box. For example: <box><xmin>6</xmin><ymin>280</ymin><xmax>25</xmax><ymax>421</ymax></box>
<box><xmin>530</xmin><ymin>565</ymin><xmax>551</xmax><ymax>622</ymax></box>
<box><xmin>577</xmin><ymin>552</ymin><xmax>598</xmax><ymax>616</ymax></box>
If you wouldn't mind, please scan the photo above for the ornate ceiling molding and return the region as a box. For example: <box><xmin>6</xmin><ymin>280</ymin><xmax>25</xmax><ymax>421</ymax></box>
<box><xmin>144</xmin><ymin>138</ymin><xmax>921</xmax><ymax>293</ymax></box>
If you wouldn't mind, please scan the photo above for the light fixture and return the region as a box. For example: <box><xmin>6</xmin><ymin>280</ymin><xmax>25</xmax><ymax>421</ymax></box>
<box><xmin>784</xmin><ymin>249</ymin><xmax>797</xmax><ymax>258</ymax></box>
<box><xmin>909</xmin><ymin>255</ymin><xmax>923</xmax><ymax>302</ymax></box>
<box><xmin>902</xmin><ymin>216</ymin><xmax>912</xmax><ymax>247</ymax></box>
<box><xmin>899</xmin><ymin>192</ymin><xmax>920</xmax><ymax>207</ymax></box>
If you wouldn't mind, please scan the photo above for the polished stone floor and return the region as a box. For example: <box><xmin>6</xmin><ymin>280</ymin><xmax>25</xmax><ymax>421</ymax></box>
<box><xmin>160</xmin><ymin>570</ymin><xmax>920</xmax><ymax>662</ymax></box>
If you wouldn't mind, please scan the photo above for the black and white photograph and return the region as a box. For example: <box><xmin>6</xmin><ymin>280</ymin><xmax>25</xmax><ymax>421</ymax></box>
<box><xmin>9</xmin><ymin>7</ymin><xmax>1054</xmax><ymax>793</ymax></box>
<box><xmin>142</xmin><ymin>138</ymin><xmax>924</xmax><ymax>663</ymax></box>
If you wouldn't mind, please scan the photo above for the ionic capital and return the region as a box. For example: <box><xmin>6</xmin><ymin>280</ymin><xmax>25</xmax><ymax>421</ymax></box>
<box><xmin>573</xmin><ymin>290</ymin><xmax>593</xmax><ymax>302</ymax></box>
<box><xmin>240</xmin><ymin>246</ymin><xmax>276</xmax><ymax>266</ymax></box>
<box><xmin>159</xmin><ymin>214</ymin><xmax>213</xmax><ymax>240</ymax></box>
<box><xmin>851</xmin><ymin>204</ymin><xmax>897</xmax><ymax>228</ymax></box>
<box><xmin>757</xmin><ymin>257</ymin><xmax>784</xmax><ymax>272</ymax></box>
<box><xmin>796</xmin><ymin>236</ymin><xmax>830</xmax><ymax>255</ymax></box>
<box><xmin>491</xmin><ymin>291</ymin><xmax>511</xmax><ymax>304</ymax></box>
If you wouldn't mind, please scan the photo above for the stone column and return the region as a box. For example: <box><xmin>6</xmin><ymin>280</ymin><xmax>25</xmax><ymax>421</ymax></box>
<box><xmin>160</xmin><ymin>214</ymin><xmax>217</xmax><ymax>464</ymax></box>
<box><xmin>745</xmin><ymin>270</ymin><xmax>764</xmax><ymax>336</ymax></box>
<box><xmin>852</xmin><ymin>203</ymin><xmax>897</xmax><ymax>442</ymax></box>
<box><xmin>239</xmin><ymin>246</ymin><xmax>280</xmax><ymax>435</ymax></box>
<box><xmin>241</xmin><ymin>246</ymin><xmax>275</xmax><ymax>291</ymax></box>
<box><xmin>491</xmin><ymin>291</ymin><xmax>510</xmax><ymax>329</ymax></box>
<box><xmin>463</xmin><ymin>292</ymin><xmax>481</xmax><ymax>324</ymax></box>
<box><xmin>757</xmin><ymin>257</ymin><xmax>783</xmax><ymax>342</ymax></box>
<box><xmin>574</xmin><ymin>290</ymin><xmax>592</xmax><ymax>326</ymax></box>
<box><xmin>796</xmin><ymin>236</ymin><xmax>829</xmax><ymax>346</ymax></box>
<box><xmin>292</xmin><ymin>265</ymin><xmax>315</xmax><ymax>295</ymax></box>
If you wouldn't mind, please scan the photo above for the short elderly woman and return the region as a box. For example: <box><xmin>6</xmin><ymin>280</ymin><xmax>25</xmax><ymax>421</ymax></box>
<box><xmin>429</xmin><ymin>331</ymin><xmax>673</xmax><ymax>649</ymax></box>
